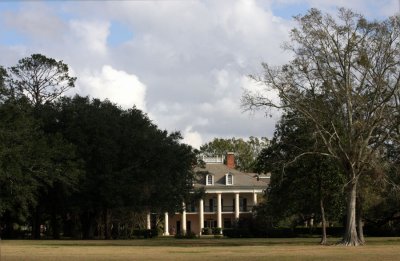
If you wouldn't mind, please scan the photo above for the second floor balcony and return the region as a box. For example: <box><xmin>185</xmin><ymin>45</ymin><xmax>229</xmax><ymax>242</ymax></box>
<box><xmin>198</xmin><ymin>205</ymin><xmax>253</xmax><ymax>213</ymax></box>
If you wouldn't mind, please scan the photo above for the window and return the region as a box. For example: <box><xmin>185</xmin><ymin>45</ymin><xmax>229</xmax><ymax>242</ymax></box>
<box><xmin>240</xmin><ymin>198</ymin><xmax>248</xmax><ymax>212</ymax></box>
<box><xmin>187</xmin><ymin>201</ymin><xmax>196</xmax><ymax>212</ymax></box>
<box><xmin>225</xmin><ymin>173</ymin><xmax>233</xmax><ymax>185</ymax></box>
<box><xmin>209</xmin><ymin>198</ymin><xmax>214</xmax><ymax>212</ymax></box>
<box><xmin>206</xmin><ymin>174</ymin><xmax>214</xmax><ymax>185</ymax></box>
<box><xmin>204</xmin><ymin>220</ymin><xmax>216</xmax><ymax>228</ymax></box>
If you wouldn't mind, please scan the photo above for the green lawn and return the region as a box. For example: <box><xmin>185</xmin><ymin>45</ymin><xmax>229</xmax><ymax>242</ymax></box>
<box><xmin>1</xmin><ymin>237</ymin><xmax>400</xmax><ymax>261</ymax></box>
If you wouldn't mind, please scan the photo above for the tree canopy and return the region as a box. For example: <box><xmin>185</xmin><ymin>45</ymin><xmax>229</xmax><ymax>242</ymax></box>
<box><xmin>200</xmin><ymin>137</ymin><xmax>268</xmax><ymax>172</ymax></box>
<box><xmin>7</xmin><ymin>54</ymin><xmax>76</xmax><ymax>106</ymax></box>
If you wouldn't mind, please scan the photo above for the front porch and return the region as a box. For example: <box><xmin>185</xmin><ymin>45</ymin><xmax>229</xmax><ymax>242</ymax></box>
<box><xmin>151</xmin><ymin>191</ymin><xmax>260</xmax><ymax>236</ymax></box>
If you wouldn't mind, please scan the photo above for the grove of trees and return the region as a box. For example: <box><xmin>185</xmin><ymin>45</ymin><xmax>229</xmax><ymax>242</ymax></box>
<box><xmin>0</xmin><ymin>54</ymin><xmax>198</xmax><ymax>239</ymax></box>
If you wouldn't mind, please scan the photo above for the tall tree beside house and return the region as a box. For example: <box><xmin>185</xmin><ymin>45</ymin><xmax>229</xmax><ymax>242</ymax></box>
<box><xmin>7</xmin><ymin>54</ymin><xmax>76</xmax><ymax>106</ymax></box>
<box><xmin>255</xmin><ymin>111</ymin><xmax>345</xmax><ymax>244</ymax></box>
<box><xmin>242</xmin><ymin>8</ymin><xmax>400</xmax><ymax>245</ymax></box>
<box><xmin>200</xmin><ymin>137</ymin><xmax>269</xmax><ymax>172</ymax></box>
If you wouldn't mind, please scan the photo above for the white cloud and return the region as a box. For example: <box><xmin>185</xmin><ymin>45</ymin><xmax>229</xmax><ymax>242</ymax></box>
<box><xmin>2</xmin><ymin>3</ymin><xmax>65</xmax><ymax>41</ymax></box>
<box><xmin>241</xmin><ymin>75</ymin><xmax>281</xmax><ymax>106</ymax></box>
<box><xmin>78</xmin><ymin>65</ymin><xmax>147</xmax><ymax>111</ymax></box>
<box><xmin>2</xmin><ymin>0</ymin><xmax>390</xmax><ymax>149</ymax></box>
<box><xmin>182</xmin><ymin>126</ymin><xmax>203</xmax><ymax>149</ymax></box>
<box><xmin>69</xmin><ymin>20</ymin><xmax>109</xmax><ymax>55</ymax></box>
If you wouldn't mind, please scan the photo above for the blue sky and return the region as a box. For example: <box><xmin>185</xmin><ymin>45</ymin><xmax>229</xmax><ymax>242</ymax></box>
<box><xmin>270</xmin><ymin>1</ymin><xmax>311</xmax><ymax>19</ymax></box>
<box><xmin>0</xmin><ymin>0</ymin><xmax>398</xmax><ymax>148</ymax></box>
<box><xmin>108</xmin><ymin>21</ymin><xmax>134</xmax><ymax>47</ymax></box>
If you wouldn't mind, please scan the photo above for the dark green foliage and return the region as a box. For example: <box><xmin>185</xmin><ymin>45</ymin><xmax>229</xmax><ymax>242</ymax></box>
<box><xmin>0</xmin><ymin>55</ymin><xmax>197</xmax><ymax>239</ymax></box>
<box><xmin>46</xmin><ymin>96</ymin><xmax>197</xmax><ymax>239</ymax></box>
<box><xmin>0</xmin><ymin>98</ymin><xmax>38</xmax><ymax>224</ymax></box>
<box><xmin>175</xmin><ymin>230</ymin><xmax>197</xmax><ymax>239</ymax></box>
<box><xmin>131</xmin><ymin>229</ymin><xmax>158</xmax><ymax>239</ymax></box>
<box><xmin>0</xmin><ymin>95</ymin><xmax>81</xmax><ymax>238</ymax></box>
<box><xmin>201</xmin><ymin>227</ymin><xmax>212</xmax><ymax>235</ymax></box>
<box><xmin>255</xmin><ymin>111</ymin><xmax>345</xmax><ymax>230</ymax></box>
<box><xmin>212</xmin><ymin>227</ymin><xmax>222</xmax><ymax>235</ymax></box>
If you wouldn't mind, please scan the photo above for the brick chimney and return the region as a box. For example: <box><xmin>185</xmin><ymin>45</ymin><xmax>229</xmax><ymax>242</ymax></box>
<box><xmin>226</xmin><ymin>152</ymin><xmax>235</xmax><ymax>169</ymax></box>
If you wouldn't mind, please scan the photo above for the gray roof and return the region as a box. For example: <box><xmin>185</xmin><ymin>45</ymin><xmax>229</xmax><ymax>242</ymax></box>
<box><xmin>194</xmin><ymin>163</ymin><xmax>269</xmax><ymax>190</ymax></box>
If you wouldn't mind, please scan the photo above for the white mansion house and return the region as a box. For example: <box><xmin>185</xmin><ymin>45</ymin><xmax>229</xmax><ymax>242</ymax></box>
<box><xmin>152</xmin><ymin>153</ymin><xmax>269</xmax><ymax>236</ymax></box>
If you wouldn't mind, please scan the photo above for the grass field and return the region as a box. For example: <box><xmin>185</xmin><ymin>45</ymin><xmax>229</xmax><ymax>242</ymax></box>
<box><xmin>1</xmin><ymin>237</ymin><xmax>400</xmax><ymax>261</ymax></box>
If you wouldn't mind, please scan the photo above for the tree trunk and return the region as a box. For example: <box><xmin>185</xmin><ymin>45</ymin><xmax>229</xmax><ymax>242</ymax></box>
<box><xmin>320</xmin><ymin>198</ymin><xmax>327</xmax><ymax>245</ymax></box>
<box><xmin>357</xmin><ymin>214</ymin><xmax>365</xmax><ymax>244</ymax></box>
<box><xmin>51</xmin><ymin>212</ymin><xmax>60</xmax><ymax>239</ymax></box>
<box><xmin>81</xmin><ymin>211</ymin><xmax>95</xmax><ymax>239</ymax></box>
<box><xmin>356</xmin><ymin>196</ymin><xmax>365</xmax><ymax>244</ymax></box>
<box><xmin>104</xmin><ymin>209</ymin><xmax>112</xmax><ymax>240</ymax></box>
<box><xmin>340</xmin><ymin>181</ymin><xmax>362</xmax><ymax>246</ymax></box>
<box><xmin>32</xmin><ymin>206</ymin><xmax>41</xmax><ymax>239</ymax></box>
<box><xmin>2</xmin><ymin>212</ymin><xmax>15</xmax><ymax>239</ymax></box>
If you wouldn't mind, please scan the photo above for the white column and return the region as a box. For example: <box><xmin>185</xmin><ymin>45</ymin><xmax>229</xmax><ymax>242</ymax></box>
<box><xmin>164</xmin><ymin>212</ymin><xmax>169</xmax><ymax>236</ymax></box>
<box><xmin>235</xmin><ymin>193</ymin><xmax>240</xmax><ymax>219</ymax></box>
<box><xmin>182</xmin><ymin>202</ymin><xmax>187</xmax><ymax>233</ymax></box>
<box><xmin>146</xmin><ymin>213</ymin><xmax>151</xmax><ymax>229</ymax></box>
<box><xmin>199</xmin><ymin>199</ymin><xmax>204</xmax><ymax>235</ymax></box>
<box><xmin>253</xmin><ymin>192</ymin><xmax>258</xmax><ymax>206</ymax></box>
<box><xmin>217</xmin><ymin>193</ymin><xmax>222</xmax><ymax>228</ymax></box>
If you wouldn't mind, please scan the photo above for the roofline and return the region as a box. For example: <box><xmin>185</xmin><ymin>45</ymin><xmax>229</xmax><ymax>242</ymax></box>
<box><xmin>203</xmin><ymin>188</ymin><xmax>265</xmax><ymax>193</ymax></box>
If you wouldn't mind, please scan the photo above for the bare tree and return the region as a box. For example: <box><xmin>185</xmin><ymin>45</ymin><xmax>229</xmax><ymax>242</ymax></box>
<box><xmin>8</xmin><ymin>54</ymin><xmax>76</xmax><ymax>106</ymax></box>
<box><xmin>242</xmin><ymin>8</ymin><xmax>400</xmax><ymax>246</ymax></box>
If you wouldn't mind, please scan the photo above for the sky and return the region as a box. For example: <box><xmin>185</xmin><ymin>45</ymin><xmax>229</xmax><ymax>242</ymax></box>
<box><xmin>0</xmin><ymin>0</ymin><xmax>398</xmax><ymax>148</ymax></box>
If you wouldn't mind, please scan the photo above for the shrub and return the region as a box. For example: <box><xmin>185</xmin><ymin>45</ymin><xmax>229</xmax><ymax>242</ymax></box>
<box><xmin>223</xmin><ymin>228</ymin><xmax>252</xmax><ymax>238</ymax></box>
<box><xmin>174</xmin><ymin>230</ymin><xmax>197</xmax><ymax>239</ymax></box>
<box><xmin>132</xmin><ymin>229</ymin><xmax>158</xmax><ymax>239</ymax></box>
<box><xmin>212</xmin><ymin>227</ymin><xmax>222</xmax><ymax>235</ymax></box>
<box><xmin>201</xmin><ymin>227</ymin><xmax>212</xmax><ymax>235</ymax></box>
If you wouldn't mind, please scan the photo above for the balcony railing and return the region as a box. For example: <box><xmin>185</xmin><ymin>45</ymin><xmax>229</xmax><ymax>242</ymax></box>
<box><xmin>201</xmin><ymin>156</ymin><xmax>224</xmax><ymax>163</ymax></box>
<box><xmin>204</xmin><ymin>206</ymin><xmax>215</xmax><ymax>212</ymax></box>
<box><xmin>201</xmin><ymin>205</ymin><xmax>254</xmax><ymax>213</ymax></box>
<box><xmin>222</xmin><ymin>206</ymin><xmax>235</xmax><ymax>212</ymax></box>
<box><xmin>186</xmin><ymin>208</ymin><xmax>197</xmax><ymax>213</ymax></box>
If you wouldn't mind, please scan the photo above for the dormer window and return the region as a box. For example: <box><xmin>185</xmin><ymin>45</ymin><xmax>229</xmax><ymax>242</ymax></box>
<box><xmin>206</xmin><ymin>174</ymin><xmax>214</xmax><ymax>185</ymax></box>
<box><xmin>225</xmin><ymin>173</ymin><xmax>233</xmax><ymax>185</ymax></box>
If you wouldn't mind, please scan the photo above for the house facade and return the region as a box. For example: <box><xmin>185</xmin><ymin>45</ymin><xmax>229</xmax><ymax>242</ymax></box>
<box><xmin>155</xmin><ymin>152</ymin><xmax>269</xmax><ymax>236</ymax></box>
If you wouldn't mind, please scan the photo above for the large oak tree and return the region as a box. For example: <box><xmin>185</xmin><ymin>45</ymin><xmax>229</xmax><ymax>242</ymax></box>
<box><xmin>242</xmin><ymin>8</ymin><xmax>400</xmax><ymax>245</ymax></box>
